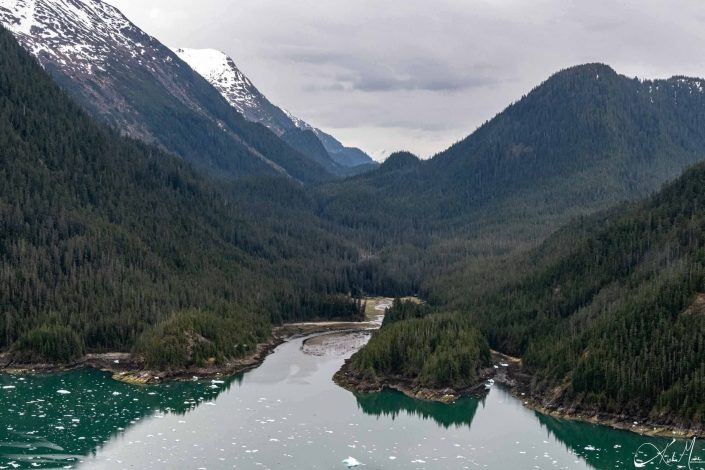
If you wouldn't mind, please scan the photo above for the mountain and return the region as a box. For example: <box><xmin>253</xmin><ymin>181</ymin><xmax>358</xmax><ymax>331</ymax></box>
<box><xmin>0</xmin><ymin>0</ymin><xmax>332</xmax><ymax>183</ymax></box>
<box><xmin>170</xmin><ymin>48</ymin><xmax>295</xmax><ymax>136</ymax></box>
<box><xmin>283</xmin><ymin>109</ymin><xmax>376</xmax><ymax>168</ymax></box>
<box><xmin>336</xmin><ymin>65</ymin><xmax>705</xmax><ymax>428</ymax></box>
<box><xmin>172</xmin><ymin>47</ymin><xmax>377</xmax><ymax>172</ymax></box>
<box><xmin>0</xmin><ymin>26</ymin><xmax>364</xmax><ymax>366</ymax></box>
<box><xmin>321</xmin><ymin>64</ymin><xmax>705</xmax><ymax>247</ymax></box>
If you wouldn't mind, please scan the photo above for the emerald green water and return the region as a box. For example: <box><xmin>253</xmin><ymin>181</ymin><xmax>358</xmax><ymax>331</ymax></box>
<box><xmin>0</xmin><ymin>331</ymin><xmax>701</xmax><ymax>469</ymax></box>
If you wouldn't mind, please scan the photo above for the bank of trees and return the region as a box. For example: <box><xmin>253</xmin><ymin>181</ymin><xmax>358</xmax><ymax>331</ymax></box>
<box><xmin>0</xmin><ymin>28</ymin><xmax>362</xmax><ymax>365</ymax></box>
<box><xmin>350</xmin><ymin>306</ymin><xmax>490</xmax><ymax>389</ymax></box>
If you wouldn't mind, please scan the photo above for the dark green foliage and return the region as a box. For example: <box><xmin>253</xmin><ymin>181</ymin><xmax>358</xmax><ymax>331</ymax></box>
<box><xmin>13</xmin><ymin>326</ymin><xmax>84</xmax><ymax>363</ymax></box>
<box><xmin>350</xmin><ymin>312</ymin><xmax>490</xmax><ymax>389</ymax></box>
<box><xmin>281</xmin><ymin>128</ymin><xmax>345</xmax><ymax>177</ymax></box>
<box><xmin>382</xmin><ymin>298</ymin><xmax>432</xmax><ymax>325</ymax></box>
<box><xmin>354</xmin><ymin>390</ymin><xmax>480</xmax><ymax>428</ymax></box>
<box><xmin>0</xmin><ymin>28</ymin><xmax>362</xmax><ymax>366</ymax></box>
<box><xmin>406</xmin><ymin>161</ymin><xmax>705</xmax><ymax>425</ymax></box>
<box><xmin>134</xmin><ymin>309</ymin><xmax>270</xmax><ymax>369</ymax></box>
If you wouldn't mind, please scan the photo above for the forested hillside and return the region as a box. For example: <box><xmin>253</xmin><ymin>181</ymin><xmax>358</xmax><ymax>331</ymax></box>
<box><xmin>471</xmin><ymin>161</ymin><xmax>705</xmax><ymax>425</ymax></box>
<box><xmin>316</xmin><ymin>63</ymin><xmax>705</xmax><ymax>312</ymax></box>
<box><xmin>0</xmin><ymin>27</ymin><xmax>363</xmax><ymax>366</ymax></box>
<box><xmin>320</xmin><ymin>65</ymin><xmax>705</xmax><ymax>242</ymax></box>
<box><xmin>347</xmin><ymin>300</ymin><xmax>490</xmax><ymax>390</ymax></box>
<box><xmin>336</xmin><ymin>67</ymin><xmax>705</xmax><ymax>427</ymax></box>
<box><xmin>348</xmin><ymin>160</ymin><xmax>705</xmax><ymax>427</ymax></box>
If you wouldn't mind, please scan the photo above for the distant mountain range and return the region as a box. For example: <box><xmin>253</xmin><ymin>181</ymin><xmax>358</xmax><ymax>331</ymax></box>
<box><xmin>0</xmin><ymin>0</ymin><xmax>374</xmax><ymax>182</ymax></box>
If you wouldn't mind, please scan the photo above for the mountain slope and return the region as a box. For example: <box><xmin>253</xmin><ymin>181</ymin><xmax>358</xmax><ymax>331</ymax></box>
<box><xmin>0</xmin><ymin>26</ymin><xmax>362</xmax><ymax>366</ymax></box>
<box><xmin>172</xmin><ymin>47</ymin><xmax>376</xmax><ymax>171</ymax></box>
<box><xmin>284</xmin><ymin>109</ymin><xmax>376</xmax><ymax>168</ymax></box>
<box><xmin>428</xmin><ymin>64</ymin><xmax>705</xmax><ymax>212</ymax></box>
<box><xmin>171</xmin><ymin>47</ymin><xmax>296</xmax><ymax>136</ymax></box>
<box><xmin>469</xmin><ymin>160</ymin><xmax>705</xmax><ymax>427</ymax></box>
<box><xmin>345</xmin><ymin>152</ymin><xmax>705</xmax><ymax>428</ymax></box>
<box><xmin>0</xmin><ymin>0</ymin><xmax>332</xmax><ymax>183</ymax></box>
<box><xmin>321</xmin><ymin>64</ymin><xmax>705</xmax><ymax>245</ymax></box>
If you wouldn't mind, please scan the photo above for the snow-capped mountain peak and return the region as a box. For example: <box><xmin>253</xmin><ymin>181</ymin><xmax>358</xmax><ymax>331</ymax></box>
<box><xmin>0</xmin><ymin>0</ymin><xmax>375</xmax><ymax>172</ymax></box>
<box><xmin>0</xmin><ymin>0</ymin><xmax>158</xmax><ymax>76</ymax></box>
<box><xmin>173</xmin><ymin>46</ymin><xmax>296</xmax><ymax>136</ymax></box>
<box><xmin>173</xmin><ymin>48</ymin><xmax>259</xmax><ymax>119</ymax></box>
<box><xmin>176</xmin><ymin>47</ymin><xmax>375</xmax><ymax>168</ymax></box>
<box><xmin>0</xmin><ymin>0</ymin><xmax>342</xmax><ymax>181</ymax></box>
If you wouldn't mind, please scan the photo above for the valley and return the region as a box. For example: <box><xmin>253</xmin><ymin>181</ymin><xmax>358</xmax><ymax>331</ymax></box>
<box><xmin>0</xmin><ymin>0</ymin><xmax>705</xmax><ymax>467</ymax></box>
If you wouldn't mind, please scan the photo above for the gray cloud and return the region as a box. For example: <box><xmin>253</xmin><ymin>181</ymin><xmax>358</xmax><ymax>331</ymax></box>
<box><xmin>107</xmin><ymin>0</ymin><xmax>705</xmax><ymax>160</ymax></box>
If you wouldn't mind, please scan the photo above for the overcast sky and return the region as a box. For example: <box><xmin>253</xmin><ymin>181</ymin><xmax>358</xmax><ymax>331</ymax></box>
<box><xmin>106</xmin><ymin>0</ymin><xmax>705</xmax><ymax>160</ymax></box>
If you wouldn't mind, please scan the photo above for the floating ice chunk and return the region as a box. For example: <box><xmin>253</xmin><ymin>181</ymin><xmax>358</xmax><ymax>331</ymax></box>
<box><xmin>2</xmin><ymin>385</ymin><xmax>15</xmax><ymax>390</ymax></box>
<box><xmin>56</xmin><ymin>390</ymin><xmax>71</xmax><ymax>395</ymax></box>
<box><xmin>342</xmin><ymin>456</ymin><xmax>362</xmax><ymax>467</ymax></box>
<box><xmin>584</xmin><ymin>445</ymin><xmax>596</xmax><ymax>451</ymax></box>
<box><xmin>211</xmin><ymin>380</ymin><xmax>225</xmax><ymax>384</ymax></box>
<box><xmin>500</xmin><ymin>363</ymin><xmax>509</xmax><ymax>367</ymax></box>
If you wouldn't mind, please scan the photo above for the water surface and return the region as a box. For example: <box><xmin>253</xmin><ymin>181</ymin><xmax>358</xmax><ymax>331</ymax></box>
<box><xmin>0</xmin><ymin>331</ymin><xmax>699</xmax><ymax>469</ymax></box>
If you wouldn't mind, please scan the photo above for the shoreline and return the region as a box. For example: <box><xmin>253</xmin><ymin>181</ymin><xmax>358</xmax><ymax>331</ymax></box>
<box><xmin>0</xmin><ymin>320</ymin><xmax>379</xmax><ymax>385</ymax></box>
<box><xmin>490</xmin><ymin>351</ymin><xmax>705</xmax><ymax>439</ymax></box>
<box><xmin>336</xmin><ymin>349</ymin><xmax>705</xmax><ymax>439</ymax></box>
<box><xmin>333</xmin><ymin>355</ymin><xmax>495</xmax><ymax>403</ymax></box>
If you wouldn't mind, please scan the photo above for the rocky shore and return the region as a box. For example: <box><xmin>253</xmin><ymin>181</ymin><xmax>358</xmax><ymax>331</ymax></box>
<box><xmin>334</xmin><ymin>355</ymin><xmax>496</xmax><ymax>403</ymax></box>
<box><xmin>0</xmin><ymin>320</ymin><xmax>378</xmax><ymax>385</ymax></box>
<box><xmin>336</xmin><ymin>349</ymin><xmax>705</xmax><ymax>438</ymax></box>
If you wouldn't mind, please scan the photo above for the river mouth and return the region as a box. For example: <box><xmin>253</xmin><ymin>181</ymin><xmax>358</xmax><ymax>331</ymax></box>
<box><xmin>0</xmin><ymin>330</ymin><xmax>698</xmax><ymax>469</ymax></box>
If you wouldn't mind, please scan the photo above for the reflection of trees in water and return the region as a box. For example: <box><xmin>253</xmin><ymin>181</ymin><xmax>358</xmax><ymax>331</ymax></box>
<box><xmin>534</xmin><ymin>412</ymin><xmax>702</xmax><ymax>470</ymax></box>
<box><xmin>0</xmin><ymin>369</ymin><xmax>243</xmax><ymax>468</ymax></box>
<box><xmin>355</xmin><ymin>389</ymin><xmax>481</xmax><ymax>429</ymax></box>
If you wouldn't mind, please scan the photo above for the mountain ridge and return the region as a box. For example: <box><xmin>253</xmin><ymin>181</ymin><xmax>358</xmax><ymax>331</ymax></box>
<box><xmin>321</xmin><ymin>62</ymin><xmax>705</xmax><ymax>242</ymax></box>
<box><xmin>0</xmin><ymin>0</ymin><xmax>333</xmax><ymax>183</ymax></box>
<box><xmin>173</xmin><ymin>46</ymin><xmax>377</xmax><ymax>172</ymax></box>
